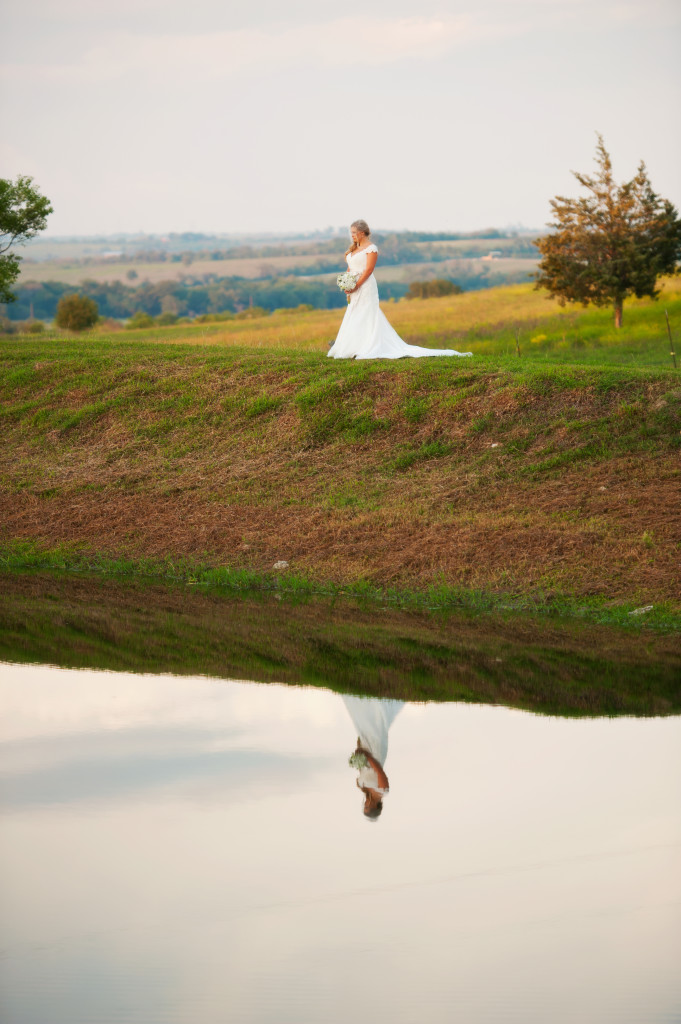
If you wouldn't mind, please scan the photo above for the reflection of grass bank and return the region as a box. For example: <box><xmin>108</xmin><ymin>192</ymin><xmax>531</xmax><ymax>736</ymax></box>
<box><xmin>1</xmin><ymin>570</ymin><xmax>679</xmax><ymax>717</ymax></box>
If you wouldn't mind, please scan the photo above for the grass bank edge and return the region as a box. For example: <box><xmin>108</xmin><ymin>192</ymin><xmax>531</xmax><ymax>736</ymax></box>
<box><xmin>2</xmin><ymin>540</ymin><xmax>679</xmax><ymax>633</ymax></box>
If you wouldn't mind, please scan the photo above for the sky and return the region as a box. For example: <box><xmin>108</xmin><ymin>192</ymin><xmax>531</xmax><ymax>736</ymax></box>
<box><xmin>1</xmin><ymin>0</ymin><xmax>680</xmax><ymax>237</ymax></box>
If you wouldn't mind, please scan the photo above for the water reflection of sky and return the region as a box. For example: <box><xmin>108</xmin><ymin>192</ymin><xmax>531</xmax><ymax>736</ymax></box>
<box><xmin>1</xmin><ymin>664</ymin><xmax>680</xmax><ymax>1024</ymax></box>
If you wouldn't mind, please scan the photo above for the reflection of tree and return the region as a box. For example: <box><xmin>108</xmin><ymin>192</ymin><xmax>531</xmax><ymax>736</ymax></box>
<box><xmin>343</xmin><ymin>697</ymin><xmax>403</xmax><ymax>821</ymax></box>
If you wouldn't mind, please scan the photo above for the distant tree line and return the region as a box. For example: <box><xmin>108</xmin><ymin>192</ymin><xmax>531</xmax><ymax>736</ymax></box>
<box><xmin>1</xmin><ymin>259</ymin><xmax>538</xmax><ymax>322</ymax></box>
<box><xmin>1</xmin><ymin>276</ymin><xmax>388</xmax><ymax>321</ymax></box>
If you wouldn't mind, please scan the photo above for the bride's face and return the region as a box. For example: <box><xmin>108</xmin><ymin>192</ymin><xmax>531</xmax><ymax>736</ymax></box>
<box><xmin>350</xmin><ymin>226</ymin><xmax>364</xmax><ymax>245</ymax></box>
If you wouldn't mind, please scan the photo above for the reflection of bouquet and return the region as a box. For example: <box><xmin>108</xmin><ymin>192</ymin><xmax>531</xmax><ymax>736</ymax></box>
<box><xmin>337</xmin><ymin>271</ymin><xmax>358</xmax><ymax>294</ymax></box>
<box><xmin>348</xmin><ymin>751</ymin><xmax>369</xmax><ymax>769</ymax></box>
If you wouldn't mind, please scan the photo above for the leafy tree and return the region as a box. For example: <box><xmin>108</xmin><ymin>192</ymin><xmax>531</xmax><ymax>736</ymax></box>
<box><xmin>55</xmin><ymin>293</ymin><xmax>99</xmax><ymax>331</ymax></box>
<box><xmin>0</xmin><ymin>175</ymin><xmax>53</xmax><ymax>303</ymax></box>
<box><xmin>535</xmin><ymin>136</ymin><xmax>681</xmax><ymax>327</ymax></box>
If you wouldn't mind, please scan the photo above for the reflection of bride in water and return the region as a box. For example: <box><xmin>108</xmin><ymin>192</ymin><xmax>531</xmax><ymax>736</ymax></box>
<box><xmin>343</xmin><ymin>696</ymin><xmax>404</xmax><ymax>820</ymax></box>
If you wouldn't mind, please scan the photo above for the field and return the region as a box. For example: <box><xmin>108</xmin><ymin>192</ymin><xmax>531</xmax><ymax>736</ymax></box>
<box><xmin>17</xmin><ymin>252</ymin><xmax>329</xmax><ymax>285</ymax></box>
<box><xmin>2</xmin><ymin>280</ymin><xmax>680</xmax><ymax>631</ymax></box>
<box><xmin>16</xmin><ymin>253</ymin><xmax>537</xmax><ymax>288</ymax></box>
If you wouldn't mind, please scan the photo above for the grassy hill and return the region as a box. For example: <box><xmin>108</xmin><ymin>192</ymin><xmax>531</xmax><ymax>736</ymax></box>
<box><xmin>2</xmin><ymin>281</ymin><xmax>680</xmax><ymax>627</ymax></box>
<box><xmin>109</xmin><ymin>278</ymin><xmax>681</xmax><ymax>364</ymax></box>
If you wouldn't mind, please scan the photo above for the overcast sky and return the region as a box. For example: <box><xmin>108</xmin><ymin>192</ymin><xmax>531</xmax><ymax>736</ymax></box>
<box><xmin>1</xmin><ymin>0</ymin><xmax>679</xmax><ymax>237</ymax></box>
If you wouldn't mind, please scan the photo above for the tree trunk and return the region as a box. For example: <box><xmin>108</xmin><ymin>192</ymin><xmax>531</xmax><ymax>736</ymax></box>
<box><xmin>614</xmin><ymin>298</ymin><xmax>623</xmax><ymax>328</ymax></box>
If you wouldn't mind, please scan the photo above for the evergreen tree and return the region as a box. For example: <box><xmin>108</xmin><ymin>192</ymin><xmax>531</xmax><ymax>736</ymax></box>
<box><xmin>535</xmin><ymin>136</ymin><xmax>681</xmax><ymax>327</ymax></box>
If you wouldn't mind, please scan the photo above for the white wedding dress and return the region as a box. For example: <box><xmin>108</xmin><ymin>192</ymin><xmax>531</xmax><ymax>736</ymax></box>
<box><xmin>328</xmin><ymin>243</ymin><xmax>472</xmax><ymax>360</ymax></box>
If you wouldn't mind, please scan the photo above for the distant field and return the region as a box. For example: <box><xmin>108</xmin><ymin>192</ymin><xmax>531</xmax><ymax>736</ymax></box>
<box><xmin>17</xmin><ymin>253</ymin><xmax>538</xmax><ymax>289</ymax></box>
<box><xmin>413</xmin><ymin>237</ymin><xmax>535</xmax><ymax>256</ymax></box>
<box><xmin>372</xmin><ymin>257</ymin><xmax>537</xmax><ymax>284</ymax></box>
<box><xmin>17</xmin><ymin>252</ymin><xmax>330</xmax><ymax>285</ymax></box>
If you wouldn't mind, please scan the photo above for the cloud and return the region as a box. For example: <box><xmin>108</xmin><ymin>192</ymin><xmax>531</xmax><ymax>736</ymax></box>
<box><xmin>0</xmin><ymin>15</ymin><xmax>505</xmax><ymax>85</ymax></box>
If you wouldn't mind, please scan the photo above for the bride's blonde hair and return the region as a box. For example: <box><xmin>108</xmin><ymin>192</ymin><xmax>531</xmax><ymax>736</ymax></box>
<box><xmin>345</xmin><ymin>219</ymin><xmax>371</xmax><ymax>257</ymax></box>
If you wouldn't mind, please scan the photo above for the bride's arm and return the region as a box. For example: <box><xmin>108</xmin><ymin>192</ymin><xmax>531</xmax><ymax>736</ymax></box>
<box><xmin>348</xmin><ymin>251</ymin><xmax>378</xmax><ymax>292</ymax></box>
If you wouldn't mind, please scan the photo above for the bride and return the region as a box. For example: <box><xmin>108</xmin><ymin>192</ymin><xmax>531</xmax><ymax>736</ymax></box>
<box><xmin>328</xmin><ymin>219</ymin><xmax>472</xmax><ymax>360</ymax></box>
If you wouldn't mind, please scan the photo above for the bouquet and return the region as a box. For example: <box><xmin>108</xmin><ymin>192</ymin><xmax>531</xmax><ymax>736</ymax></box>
<box><xmin>348</xmin><ymin>751</ymin><xmax>369</xmax><ymax>769</ymax></box>
<box><xmin>337</xmin><ymin>271</ymin><xmax>358</xmax><ymax>298</ymax></box>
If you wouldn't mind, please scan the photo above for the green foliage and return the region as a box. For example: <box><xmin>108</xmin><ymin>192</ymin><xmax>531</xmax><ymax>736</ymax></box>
<box><xmin>0</xmin><ymin>175</ymin><xmax>53</xmax><ymax>303</ymax></box>
<box><xmin>55</xmin><ymin>293</ymin><xmax>99</xmax><ymax>332</ymax></box>
<box><xmin>406</xmin><ymin>279</ymin><xmax>462</xmax><ymax>299</ymax></box>
<box><xmin>536</xmin><ymin>136</ymin><xmax>681</xmax><ymax>326</ymax></box>
<box><xmin>126</xmin><ymin>311</ymin><xmax>155</xmax><ymax>329</ymax></box>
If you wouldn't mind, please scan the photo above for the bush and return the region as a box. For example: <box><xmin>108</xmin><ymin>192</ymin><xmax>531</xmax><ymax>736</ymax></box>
<box><xmin>96</xmin><ymin>317</ymin><xmax>124</xmax><ymax>332</ymax></box>
<box><xmin>234</xmin><ymin>306</ymin><xmax>268</xmax><ymax>320</ymax></box>
<box><xmin>156</xmin><ymin>312</ymin><xmax>178</xmax><ymax>325</ymax></box>
<box><xmin>125</xmin><ymin>311</ymin><xmax>155</xmax><ymax>329</ymax></box>
<box><xmin>195</xmin><ymin>312</ymin><xmax>234</xmax><ymax>323</ymax></box>
<box><xmin>21</xmin><ymin>320</ymin><xmax>45</xmax><ymax>334</ymax></box>
<box><xmin>273</xmin><ymin>303</ymin><xmax>315</xmax><ymax>315</ymax></box>
<box><xmin>55</xmin><ymin>293</ymin><xmax>99</xmax><ymax>331</ymax></box>
<box><xmin>406</xmin><ymin>279</ymin><xmax>462</xmax><ymax>300</ymax></box>
<box><xmin>0</xmin><ymin>316</ymin><xmax>17</xmax><ymax>335</ymax></box>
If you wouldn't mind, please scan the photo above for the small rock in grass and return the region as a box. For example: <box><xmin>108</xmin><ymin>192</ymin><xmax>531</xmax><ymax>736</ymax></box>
<box><xmin>629</xmin><ymin>605</ymin><xmax>653</xmax><ymax>616</ymax></box>
<box><xmin>273</xmin><ymin>560</ymin><xmax>289</xmax><ymax>570</ymax></box>
<box><xmin>490</xmin><ymin>443</ymin><xmax>500</xmax><ymax>448</ymax></box>
<box><xmin>240</xmin><ymin>543</ymin><xmax>251</xmax><ymax>551</ymax></box>
<box><xmin>598</xmin><ymin>486</ymin><xmax>607</xmax><ymax>491</ymax></box>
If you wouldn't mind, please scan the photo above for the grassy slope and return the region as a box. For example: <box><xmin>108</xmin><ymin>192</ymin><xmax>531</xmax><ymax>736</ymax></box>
<box><xmin>2</xmin><ymin>282</ymin><xmax>680</xmax><ymax>615</ymax></box>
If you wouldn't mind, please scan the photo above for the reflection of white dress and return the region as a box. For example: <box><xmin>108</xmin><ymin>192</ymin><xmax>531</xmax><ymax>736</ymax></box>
<box><xmin>343</xmin><ymin>696</ymin><xmax>404</xmax><ymax>792</ymax></box>
<box><xmin>328</xmin><ymin>244</ymin><xmax>472</xmax><ymax>360</ymax></box>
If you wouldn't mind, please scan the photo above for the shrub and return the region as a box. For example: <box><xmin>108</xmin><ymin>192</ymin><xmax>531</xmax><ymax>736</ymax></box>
<box><xmin>234</xmin><ymin>306</ymin><xmax>268</xmax><ymax>320</ymax></box>
<box><xmin>156</xmin><ymin>312</ymin><xmax>178</xmax><ymax>325</ymax></box>
<box><xmin>125</xmin><ymin>311</ymin><xmax>155</xmax><ymax>329</ymax></box>
<box><xmin>406</xmin><ymin>279</ymin><xmax>462</xmax><ymax>300</ymax></box>
<box><xmin>55</xmin><ymin>293</ymin><xmax>99</xmax><ymax>331</ymax></box>
<box><xmin>97</xmin><ymin>317</ymin><xmax>124</xmax><ymax>332</ymax></box>
<box><xmin>195</xmin><ymin>312</ymin><xmax>234</xmax><ymax>323</ymax></box>
<box><xmin>273</xmin><ymin>303</ymin><xmax>314</xmax><ymax>315</ymax></box>
<box><xmin>22</xmin><ymin>320</ymin><xmax>45</xmax><ymax>334</ymax></box>
<box><xmin>0</xmin><ymin>316</ymin><xmax>17</xmax><ymax>334</ymax></box>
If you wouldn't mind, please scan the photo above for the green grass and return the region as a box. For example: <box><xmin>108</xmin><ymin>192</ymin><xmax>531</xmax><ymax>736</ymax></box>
<box><xmin>2</xmin><ymin>279</ymin><xmax>680</xmax><ymax>612</ymax></box>
<box><xmin>9</xmin><ymin>277</ymin><xmax>681</xmax><ymax>366</ymax></box>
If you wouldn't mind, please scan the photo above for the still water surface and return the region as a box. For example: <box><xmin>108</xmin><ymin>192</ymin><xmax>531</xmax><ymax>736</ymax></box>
<box><xmin>1</xmin><ymin>664</ymin><xmax>680</xmax><ymax>1023</ymax></box>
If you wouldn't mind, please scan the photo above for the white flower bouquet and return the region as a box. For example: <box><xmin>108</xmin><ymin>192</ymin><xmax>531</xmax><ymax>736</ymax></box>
<box><xmin>337</xmin><ymin>271</ymin><xmax>358</xmax><ymax>294</ymax></box>
<box><xmin>348</xmin><ymin>751</ymin><xmax>369</xmax><ymax>769</ymax></box>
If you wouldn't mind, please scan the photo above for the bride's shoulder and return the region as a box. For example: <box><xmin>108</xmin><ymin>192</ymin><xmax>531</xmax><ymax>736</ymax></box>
<box><xmin>365</xmin><ymin>243</ymin><xmax>378</xmax><ymax>254</ymax></box>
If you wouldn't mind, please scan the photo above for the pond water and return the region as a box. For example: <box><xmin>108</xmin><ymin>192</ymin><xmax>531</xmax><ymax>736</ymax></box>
<box><xmin>1</xmin><ymin>663</ymin><xmax>680</xmax><ymax>1024</ymax></box>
